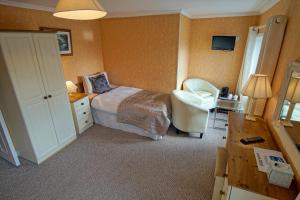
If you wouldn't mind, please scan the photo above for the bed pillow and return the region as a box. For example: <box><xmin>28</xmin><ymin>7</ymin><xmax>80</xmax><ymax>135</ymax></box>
<box><xmin>89</xmin><ymin>74</ymin><xmax>112</xmax><ymax>94</ymax></box>
<box><xmin>82</xmin><ymin>72</ymin><xmax>110</xmax><ymax>94</ymax></box>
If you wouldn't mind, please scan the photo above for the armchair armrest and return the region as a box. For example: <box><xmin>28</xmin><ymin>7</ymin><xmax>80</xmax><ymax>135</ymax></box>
<box><xmin>174</xmin><ymin>92</ymin><xmax>208</xmax><ymax>112</ymax></box>
<box><xmin>206</xmin><ymin>84</ymin><xmax>220</xmax><ymax>102</ymax></box>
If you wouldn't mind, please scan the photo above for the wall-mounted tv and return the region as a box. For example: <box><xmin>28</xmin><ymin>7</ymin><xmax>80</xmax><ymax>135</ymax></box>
<box><xmin>212</xmin><ymin>36</ymin><xmax>236</xmax><ymax>51</ymax></box>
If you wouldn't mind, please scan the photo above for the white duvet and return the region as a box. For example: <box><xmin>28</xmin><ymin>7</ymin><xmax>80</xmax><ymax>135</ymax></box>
<box><xmin>91</xmin><ymin>86</ymin><xmax>142</xmax><ymax>114</ymax></box>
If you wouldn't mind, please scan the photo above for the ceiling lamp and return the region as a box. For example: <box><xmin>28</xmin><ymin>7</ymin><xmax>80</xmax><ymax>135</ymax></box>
<box><xmin>53</xmin><ymin>0</ymin><xmax>107</xmax><ymax>20</ymax></box>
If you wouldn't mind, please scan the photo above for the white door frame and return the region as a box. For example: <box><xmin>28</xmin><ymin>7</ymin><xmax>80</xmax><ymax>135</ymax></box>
<box><xmin>0</xmin><ymin>110</ymin><xmax>20</xmax><ymax>166</ymax></box>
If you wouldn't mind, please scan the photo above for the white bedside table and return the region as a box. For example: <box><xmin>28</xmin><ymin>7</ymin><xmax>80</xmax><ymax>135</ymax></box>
<box><xmin>69</xmin><ymin>93</ymin><xmax>93</xmax><ymax>134</ymax></box>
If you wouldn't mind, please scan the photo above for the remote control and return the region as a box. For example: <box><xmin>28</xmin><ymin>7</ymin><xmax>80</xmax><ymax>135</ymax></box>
<box><xmin>240</xmin><ymin>136</ymin><xmax>265</xmax><ymax>145</ymax></box>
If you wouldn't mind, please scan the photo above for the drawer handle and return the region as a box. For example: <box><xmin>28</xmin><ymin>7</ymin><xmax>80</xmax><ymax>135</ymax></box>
<box><xmin>44</xmin><ymin>96</ymin><xmax>48</xmax><ymax>100</ymax></box>
<box><xmin>85</xmin><ymin>120</ymin><xmax>88</xmax><ymax>124</ymax></box>
<box><xmin>48</xmin><ymin>95</ymin><xmax>52</xmax><ymax>98</ymax></box>
<box><xmin>83</xmin><ymin>112</ymin><xmax>87</xmax><ymax>115</ymax></box>
<box><xmin>225</xmin><ymin>123</ymin><xmax>228</xmax><ymax>127</ymax></box>
<box><xmin>220</xmin><ymin>190</ymin><xmax>225</xmax><ymax>195</ymax></box>
<box><xmin>81</xmin><ymin>103</ymin><xmax>85</xmax><ymax>106</ymax></box>
<box><xmin>223</xmin><ymin>173</ymin><xmax>228</xmax><ymax>178</ymax></box>
<box><xmin>222</xmin><ymin>136</ymin><xmax>227</xmax><ymax>140</ymax></box>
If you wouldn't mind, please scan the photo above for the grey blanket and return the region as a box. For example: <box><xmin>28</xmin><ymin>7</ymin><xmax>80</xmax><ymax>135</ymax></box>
<box><xmin>117</xmin><ymin>90</ymin><xmax>171</xmax><ymax>135</ymax></box>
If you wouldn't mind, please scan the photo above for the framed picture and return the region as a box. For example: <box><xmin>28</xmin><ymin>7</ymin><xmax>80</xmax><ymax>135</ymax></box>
<box><xmin>39</xmin><ymin>27</ymin><xmax>73</xmax><ymax>56</ymax></box>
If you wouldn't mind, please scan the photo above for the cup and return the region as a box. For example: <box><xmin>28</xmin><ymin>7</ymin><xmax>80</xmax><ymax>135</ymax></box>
<box><xmin>234</xmin><ymin>95</ymin><xmax>238</xmax><ymax>101</ymax></box>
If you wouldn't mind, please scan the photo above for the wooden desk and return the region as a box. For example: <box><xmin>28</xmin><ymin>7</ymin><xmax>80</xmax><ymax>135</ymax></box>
<box><xmin>284</xmin><ymin>121</ymin><xmax>300</xmax><ymax>145</ymax></box>
<box><xmin>227</xmin><ymin>112</ymin><xmax>298</xmax><ymax>200</ymax></box>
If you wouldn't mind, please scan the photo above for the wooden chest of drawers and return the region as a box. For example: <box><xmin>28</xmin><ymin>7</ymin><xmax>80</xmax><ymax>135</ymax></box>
<box><xmin>69</xmin><ymin>93</ymin><xmax>93</xmax><ymax>134</ymax></box>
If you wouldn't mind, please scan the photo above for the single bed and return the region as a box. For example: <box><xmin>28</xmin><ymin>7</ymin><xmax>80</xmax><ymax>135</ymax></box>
<box><xmin>83</xmin><ymin>73</ymin><xmax>171</xmax><ymax>140</ymax></box>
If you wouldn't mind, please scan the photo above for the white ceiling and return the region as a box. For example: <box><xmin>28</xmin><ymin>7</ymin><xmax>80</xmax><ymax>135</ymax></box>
<box><xmin>0</xmin><ymin>0</ymin><xmax>280</xmax><ymax>18</ymax></box>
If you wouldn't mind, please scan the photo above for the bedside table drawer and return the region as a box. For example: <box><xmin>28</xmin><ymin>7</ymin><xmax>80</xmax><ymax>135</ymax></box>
<box><xmin>69</xmin><ymin>93</ymin><xmax>93</xmax><ymax>134</ymax></box>
<box><xmin>78</xmin><ymin>114</ymin><xmax>93</xmax><ymax>130</ymax></box>
<box><xmin>75</xmin><ymin>107</ymin><xmax>91</xmax><ymax>121</ymax></box>
<box><xmin>73</xmin><ymin>97</ymin><xmax>89</xmax><ymax>112</ymax></box>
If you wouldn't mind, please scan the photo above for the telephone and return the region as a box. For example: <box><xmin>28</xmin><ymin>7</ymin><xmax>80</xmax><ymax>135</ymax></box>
<box><xmin>220</xmin><ymin>87</ymin><xmax>229</xmax><ymax>98</ymax></box>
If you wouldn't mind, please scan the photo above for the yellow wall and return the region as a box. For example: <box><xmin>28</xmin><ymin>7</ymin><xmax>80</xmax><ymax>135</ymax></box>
<box><xmin>262</xmin><ymin>0</ymin><xmax>300</xmax><ymax>121</ymax></box>
<box><xmin>100</xmin><ymin>14</ymin><xmax>258</xmax><ymax>93</ymax></box>
<box><xmin>177</xmin><ymin>15</ymin><xmax>191</xmax><ymax>89</ymax></box>
<box><xmin>0</xmin><ymin>4</ymin><xmax>260</xmax><ymax>94</ymax></box>
<box><xmin>0</xmin><ymin>5</ymin><xmax>104</xmax><ymax>84</ymax></box>
<box><xmin>1</xmin><ymin>3</ymin><xmax>293</xmax><ymax>98</ymax></box>
<box><xmin>258</xmin><ymin>0</ymin><xmax>291</xmax><ymax>25</ymax></box>
<box><xmin>100</xmin><ymin>14</ymin><xmax>180</xmax><ymax>93</ymax></box>
<box><xmin>188</xmin><ymin>16</ymin><xmax>258</xmax><ymax>92</ymax></box>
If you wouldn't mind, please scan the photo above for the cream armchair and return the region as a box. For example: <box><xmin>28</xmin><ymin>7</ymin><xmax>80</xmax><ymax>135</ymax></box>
<box><xmin>171</xmin><ymin>90</ymin><xmax>209</xmax><ymax>138</ymax></box>
<box><xmin>183</xmin><ymin>79</ymin><xmax>219</xmax><ymax>109</ymax></box>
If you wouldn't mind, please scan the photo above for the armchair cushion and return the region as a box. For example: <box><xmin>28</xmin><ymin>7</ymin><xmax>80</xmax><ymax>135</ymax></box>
<box><xmin>201</xmin><ymin>96</ymin><xmax>215</xmax><ymax>104</ymax></box>
<box><xmin>183</xmin><ymin>78</ymin><xmax>220</xmax><ymax>109</ymax></box>
<box><xmin>196</xmin><ymin>91</ymin><xmax>212</xmax><ymax>98</ymax></box>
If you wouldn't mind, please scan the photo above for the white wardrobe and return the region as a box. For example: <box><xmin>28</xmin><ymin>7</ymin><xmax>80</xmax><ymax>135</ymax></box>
<box><xmin>0</xmin><ymin>32</ymin><xmax>76</xmax><ymax>164</ymax></box>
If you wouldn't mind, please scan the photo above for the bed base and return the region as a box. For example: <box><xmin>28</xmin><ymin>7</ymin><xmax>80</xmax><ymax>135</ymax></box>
<box><xmin>92</xmin><ymin>108</ymin><xmax>164</xmax><ymax>141</ymax></box>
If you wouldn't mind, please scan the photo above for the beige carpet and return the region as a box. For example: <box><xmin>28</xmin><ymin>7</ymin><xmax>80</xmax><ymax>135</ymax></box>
<box><xmin>0</xmin><ymin>115</ymin><xmax>226</xmax><ymax>200</ymax></box>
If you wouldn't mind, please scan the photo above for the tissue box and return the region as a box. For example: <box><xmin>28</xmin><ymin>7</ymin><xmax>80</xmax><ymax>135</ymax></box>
<box><xmin>266</xmin><ymin>160</ymin><xmax>294</xmax><ymax>188</ymax></box>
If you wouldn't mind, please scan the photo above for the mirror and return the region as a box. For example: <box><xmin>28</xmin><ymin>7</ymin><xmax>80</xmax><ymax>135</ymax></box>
<box><xmin>279</xmin><ymin>72</ymin><xmax>300</xmax><ymax>151</ymax></box>
<box><xmin>272</xmin><ymin>61</ymin><xmax>300</xmax><ymax>188</ymax></box>
<box><xmin>275</xmin><ymin>61</ymin><xmax>300</xmax><ymax>153</ymax></box>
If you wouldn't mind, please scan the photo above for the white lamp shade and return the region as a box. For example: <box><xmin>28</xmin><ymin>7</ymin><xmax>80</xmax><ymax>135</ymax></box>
<box><xmin>54</xmin><ymin>0</ymin><xmax>107</xmax><ymax>20</ymax></box>
<box><xmin>286</xmin><ymin>76</ymin><xmax>300</xmax><ymax>103</ymax></box>
<box><xmin>242</xmin><ymin>74</ymin><xmax>272</xmax><ymax>99</ymax></box>
<box><xmin>66</xmin><ymin>81</ymin><xmax>78</xmax><ymax>93</ymax></box>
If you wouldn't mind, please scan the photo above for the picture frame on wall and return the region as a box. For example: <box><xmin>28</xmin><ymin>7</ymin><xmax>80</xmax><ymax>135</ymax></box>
<box><xmin>39</xmin><ymin>27</ymin><xmax>73</xmax><ymax>56</ymax></box>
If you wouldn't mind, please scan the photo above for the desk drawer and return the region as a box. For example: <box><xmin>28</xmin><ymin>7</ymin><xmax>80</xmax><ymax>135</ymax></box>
<box><xmin>215</xmin><ymin>147</ymin><xmax>228</xmax><ymax>177</ymax></box>
<box><xmin>228</xmin><ymin>187</ymin><xmax>275</xmax><ymax>200</ymax></box>
<box><xmin>212</xmin><ymin>176</ymin><xmax>226</xmax><ymax>200</ymax></box>
<box><xmin>220</xmin><ymin>177</ymin><xmax>228</xmax><ymax>200</ymax></box>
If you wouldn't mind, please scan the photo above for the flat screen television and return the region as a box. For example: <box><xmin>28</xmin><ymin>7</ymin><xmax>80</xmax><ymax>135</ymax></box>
<box><xmin>212</xmin><ymin>36</ymin><xmax>236</xmax><ymax>51</ymax></box>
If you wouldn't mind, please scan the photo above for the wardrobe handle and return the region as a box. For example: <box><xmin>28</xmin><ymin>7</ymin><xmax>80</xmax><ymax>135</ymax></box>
<box><xmin>44</xmin><ymin>96</ymin><xmax>48</xmax><ymax>100</ymax></box>
<box><xmin>48</xmin><ymin>95</ymin><xmax>52</xmax><ymax>98</ymax></box>
<box><xmin>85</xmin><ymin>120</ymin><xmax>88</xmax><ymax>124</ymax></box>
<box><xmin>220</xmin><ymin>190</ymin><xmax>225</xmax><ymax>195</ymax></box>
<box><xmin>83</xmin><ymin>112</ymin><xmax>87</xmax><ymax>115</ymax></box>
<box><xmin>81</xmin><ymin>103</ymin><xmax>85</xmax><ymax>106</ymax></box>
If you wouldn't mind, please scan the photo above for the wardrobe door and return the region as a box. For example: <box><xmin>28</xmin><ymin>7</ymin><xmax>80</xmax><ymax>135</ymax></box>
<box><xmin>0</xmin><ymin>33</ymin><xmax>46</xmax><ymax>106</ymax></box>
<box><xmin>0</xmin><ymin>33</ymin><xmax>59</xmax><ymax>159</ymax></box>
<box><xmin>32</xmin><ymin>33</ymin><xmax>76</xmax><ymax>144</ymax></box>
